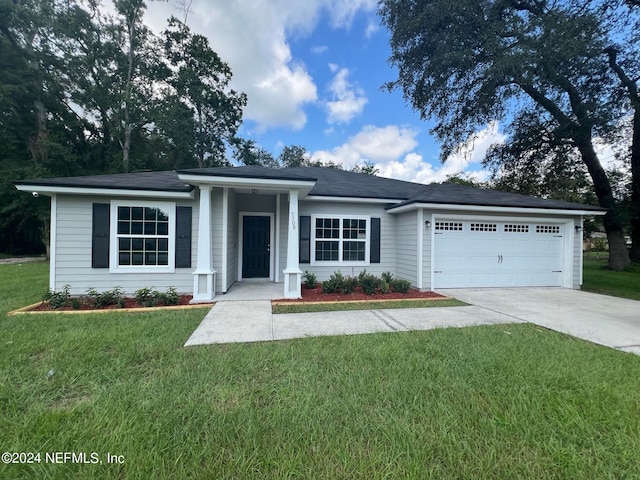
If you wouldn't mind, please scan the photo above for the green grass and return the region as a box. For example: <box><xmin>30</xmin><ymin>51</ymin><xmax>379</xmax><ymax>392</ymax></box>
<box><xmin>2</xmin><ymin>262</ymin><xmax>640</xmax><ymax>479</ymax></box>
<box><xmin>582</xmin><ymin>255</ymin><xmax>640</xmax><ymax>300</ymax></box>
<box><xmin>272</xmin><ymin>298</ymin><xmax>467</xmax><ymax>314</ymax></box>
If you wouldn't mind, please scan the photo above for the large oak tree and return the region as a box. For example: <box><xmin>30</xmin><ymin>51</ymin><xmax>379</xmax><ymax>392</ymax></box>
<box><xmin>379</xmin><ymin>0</ymin><xmax>639</xmax><ymax>269</ymax></box>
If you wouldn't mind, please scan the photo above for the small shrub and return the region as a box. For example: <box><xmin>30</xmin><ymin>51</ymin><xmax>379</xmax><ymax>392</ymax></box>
<box><xmin>87</xmin><ymin>286</ymin><xmax>124</xmax><ymax>308</ymax></box>
<box><xmin>341</xmin><ymin>276</ymin><xmax>359</xmax><ymax>294</ymax></box>
<box><xmin>157</xmin><ymin>287</ymin><xmax>179</xmax><ymax>306</ymax></box>
<box><xmin>117</xmin><ymin>297</ymin><xmax>126</xmax><ymax>309</ymax></box>
<box><xmin>322</xmin><ymin>271</ymin><xmax>346</xmax><ymax>294</ymax></box>
<box><xmin>135</xmin><ymin>287</ymin><xmax>158</xmax><ymax>307</ymax></box>
<box><xmin>379</xmin><ymin>280</ymin><xmax>390</xmax><ymax>294</ymax></box>
<box><xmin>43</xmin><ymin>284</ymin><xmax>71</xmax><ymax>309</ymax></box>
<box><xmin>358</xmin><ymin>270</ymin><xmax>369</xmax><ymax>283</ymax></box>
<box><xmin>322</xmin><ymin>280</ymin><xmax>336</xmax><ymax>294</ymax></box>
<box><xmin>71</xmin><ymin>298</ymin><xmax>81</xmax><ymax>310</ymax></box>
<box><xmin>391</xmin><ymin>278</ymin><xmax>411</xmax><ymax>294</ymax></box>
<box><xmin>359</xmin><ymin>273</ymin><xmax>379</xmax><ymax>295</ymax></box>
<box><xmin>303</xmin><ymin>271</ymin><xmax>317</xmax><ymax>289</ymax></box>
<box><xmin>381</xmin><ymin>271</ymin><xmax>394</xmax><ymax>284</ymax></box>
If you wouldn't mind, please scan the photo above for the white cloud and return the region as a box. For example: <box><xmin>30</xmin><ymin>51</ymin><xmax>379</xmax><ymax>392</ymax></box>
<box><xmin>325</xmin><ymin>66</ymin><xmax>368</xmax><ymax>124</ymax></box>
<box><xmin>141</xmin><ymin>0</ymin><xmax>377</xmax><ymax>131</ymax></box>
<box><xmin>313</xmin><ymin>123</ymin><xmax>505</xmax><ymax>183</ymax></box>
<box><xmin>364</xmin><ymin>18</ymin><xmax>379</xmax><ymax>38</ymax></box>
<box><xmin>312</xmin><ymin>125</ymin><xmax>418</xmax><ymax>169</ymax></box>
<box><xmin>311</xmin><ymin>45</ymin><xmax>328</xmax><ymax>54</ymax></box>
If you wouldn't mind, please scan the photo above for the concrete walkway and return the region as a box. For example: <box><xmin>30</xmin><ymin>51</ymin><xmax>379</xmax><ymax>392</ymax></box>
<box><xmin>184</xmin><ymin>301</ymin><xmax>518</xmax><ymax>346</ymax></box>
<box><xmin>185</xmin><ymin>286</ymin><xmax>640</xmax><ymax>354</ymax></box>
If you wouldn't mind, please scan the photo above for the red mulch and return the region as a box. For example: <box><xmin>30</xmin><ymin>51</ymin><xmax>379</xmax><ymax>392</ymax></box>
<box><xmin>275</xmin><ymin>286</ymin><xmax>445</xmax><ymax>303</ymax></box>
<box><xmin>30</xmin><ymin>295</ymin><xmax>194</xmax><ymax>312</ymax></box>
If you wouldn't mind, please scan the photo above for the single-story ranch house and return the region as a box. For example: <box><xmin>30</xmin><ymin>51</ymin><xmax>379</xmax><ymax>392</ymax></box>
<box><xmin>15</xmin><ymin>166</ymin><xmax>605</xmax><ymax>301</ymax></box>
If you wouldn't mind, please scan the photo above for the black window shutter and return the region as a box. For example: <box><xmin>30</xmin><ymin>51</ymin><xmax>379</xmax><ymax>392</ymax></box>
<box><xmin>175</xmin><ymin>206</ymin><xmax>192</xmax><ymax>268</ymax></box>
<box><xmin>370</xmin><ymin>217</ymin><xmax>381</xmax><ymax>264</ymax></box>
<box><xmin>92</xmin><ymin>203</ymin><xmax>110</xmax><ymax>268</ymax></box>
<box><xmin>299</xmin><ymin>215</ymin><xmax>311</xmax><ymax>263</ymax></box>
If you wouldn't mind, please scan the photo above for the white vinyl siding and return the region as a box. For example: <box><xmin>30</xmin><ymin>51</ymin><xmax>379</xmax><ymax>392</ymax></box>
<box><xmin>225</xmin><ymin>189</ymin><xmax>238</xmax><ymax>291</ymax></box>
<box><xmin>53</xmin><ymin>194</ymin><xmax>196</xmax><ymax>295</ymax></box>
<box><xmin>422</xmin><ymin>211</ymin><xmax>432</xmax><ymax>291</ymax></box>
<box><xmin>394</xmin><ymin>210</ymin><xmax>418</xmax><ymax>287</ymax></box>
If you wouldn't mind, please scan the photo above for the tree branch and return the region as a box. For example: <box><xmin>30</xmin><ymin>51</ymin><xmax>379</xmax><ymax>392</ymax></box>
<box><xmin>604</xmin><ymin>46</ymin><xmax>640</xmax><ymax>109</ymax></box>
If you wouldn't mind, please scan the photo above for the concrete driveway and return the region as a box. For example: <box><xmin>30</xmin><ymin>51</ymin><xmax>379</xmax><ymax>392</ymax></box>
<box><xmin>445</xmin><ymin>288</ymin><xmax>640</xmax><ymax>355</ymax></box>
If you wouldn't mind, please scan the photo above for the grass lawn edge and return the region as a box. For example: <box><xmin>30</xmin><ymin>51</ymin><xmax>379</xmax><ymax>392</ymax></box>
<box><xmin>272</xmin><ymin>297</ymin><xmax>467</xmax><ymax>314</ymax></box>
<box><xmin>8</xmin><ymin>301</ymin><xmax>215</xmax><ymax>316</ymax></box>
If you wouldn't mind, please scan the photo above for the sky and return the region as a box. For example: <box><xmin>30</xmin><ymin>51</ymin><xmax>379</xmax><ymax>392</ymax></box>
<box><xmin>140</xmin><ymin>0</ymin><xmax>506</xmax><ymax>183</ymax></box>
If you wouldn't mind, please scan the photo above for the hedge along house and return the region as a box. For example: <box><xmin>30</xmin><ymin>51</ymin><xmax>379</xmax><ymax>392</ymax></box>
<box><xmin>15</xmin><ymin>166</ymin><xmax>605</xmax><ymax>302</ymax></box>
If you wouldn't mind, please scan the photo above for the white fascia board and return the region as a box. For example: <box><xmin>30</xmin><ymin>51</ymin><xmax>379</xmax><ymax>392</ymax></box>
<box><xmin>386</xmin><ymin>202</ymin><xmax>607</xmax><ymax>217</ymax></box>
<box><xmin>15</xmin><ymin>184</ymin><xmax>194</xmax><ymax>199</ymax></box>
<box><xmin>177</xmin><ymin>173</ymin><xmax>315</xmax><ymax>191</ymax></box>
<box><xmin>305</xmin><ymin>195</ymin><xmax>401</xmax><ymax>204</ymax></box>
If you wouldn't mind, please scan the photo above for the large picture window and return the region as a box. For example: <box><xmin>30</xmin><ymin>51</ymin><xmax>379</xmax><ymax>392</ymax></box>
<box><xmin>110</xmin><ymin>201</ymin><xmax>175</xmax><ymax>272</ymax></box>
<box><xmin>312</xmin><ymin>216</ymin><xmax>369</xmax><ymax>264</ymax></box>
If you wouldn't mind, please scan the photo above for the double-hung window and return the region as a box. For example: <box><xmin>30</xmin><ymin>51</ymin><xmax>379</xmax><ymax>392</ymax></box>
<box><xmin>110</xmin><ymin>201</ymin><xmax>176</xmax><ymax>272</ymax></box>
<box><xmin>312</xmin><ymin>216</ymin><xmax>369</xmax><ymax>265</ymax></box>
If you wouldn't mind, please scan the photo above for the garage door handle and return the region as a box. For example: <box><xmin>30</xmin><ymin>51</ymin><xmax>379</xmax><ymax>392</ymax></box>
<box><xmin>498</xmin><ymin>255</ymin><xmax>503</xmax><ymax>263</ymax></box>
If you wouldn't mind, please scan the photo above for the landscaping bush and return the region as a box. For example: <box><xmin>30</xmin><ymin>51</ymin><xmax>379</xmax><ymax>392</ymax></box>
<box><xmin>359</xmin><ymin>273</ymin><xmax>379</xmax><ymax>295</ymax></box>
<box><xmin>391</xmin><ymin>278</ymin><xmax>411</xmax><ymax>294</ymax></box>
<box><xmin>381</xmin><ymin>271</ymin><xmax>394</xmax><ymax>284</ymax></box>
<box><xmin>322</xmin><ymin>271</ymin><xmax>346</xmax><ymax>294</ymax></box>
<box><xmin>157</xmin><ymin>287</ymin><xmax>179</xmax><ymax>306</ymax></box>
<box><xmin>379</xmin><ymin>280</ymin><xmax>390</xmax><ymax>294</ymax></box>
<box><xmin>42</xmin><ymin>284</ymin><xmax>71</xmax><ymax>309</ymax></box>
<box><xmin>303</xmin><ymin>271</ymin><xmax>317</xmax><ymax>289</ymax></box>
<box><xmin>341</xmin><ymin>276</ymin><xmax>359</xmax><ymax>294</ymax></box>
<box><xmin>135</xmin><ymin>287</ymin><xmax>158</xmax><ymax>307</ymax></box>
<box><xmin>86</xmin><ymin>286</ymin><xmax>125</xmax><ymax>308</ymax></box>
<box><xmin>135</xmin><ymin>287</ymin><xmax>180</xmax><ymax>306</ymax></box>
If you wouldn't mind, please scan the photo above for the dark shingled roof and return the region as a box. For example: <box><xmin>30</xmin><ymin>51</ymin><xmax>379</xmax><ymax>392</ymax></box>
<box><xmin>284</xmin><ymin>167</ymin><xmax>427</xmax><ymax>199</ymax></box>
<box><xmin>14</xmin><ymin>166</ymin><xmax>604</xmax><ymax>211</ymax></box>
<box><xmin>389</xmin><ymin>182</ymin><xmax>605</xmax><ymax>211</ymax></box>
<box><xmin>14</xmin><ymin>170</ymin><xmax>194</xmax><ymax>193</ymax></box>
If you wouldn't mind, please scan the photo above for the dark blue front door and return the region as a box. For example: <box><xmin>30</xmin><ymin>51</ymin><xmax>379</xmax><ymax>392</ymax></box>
<box><xmin>242</xmin><ymin>216</ymin><xmax>270</xmax><ymax>278</ymax></box>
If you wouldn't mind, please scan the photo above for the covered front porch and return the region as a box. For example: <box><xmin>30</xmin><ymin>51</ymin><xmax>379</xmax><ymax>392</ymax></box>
<box><xmin>177</xmin><ymin>169</ymin><xmax>316</xmax><ymax>302</ymax></box>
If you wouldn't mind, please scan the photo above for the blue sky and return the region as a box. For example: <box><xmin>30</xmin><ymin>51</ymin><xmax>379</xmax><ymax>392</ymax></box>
<box><xmin>142</xmin><ymin>0</ymin><xmax>504</xmax><ymax>183</ymax></box>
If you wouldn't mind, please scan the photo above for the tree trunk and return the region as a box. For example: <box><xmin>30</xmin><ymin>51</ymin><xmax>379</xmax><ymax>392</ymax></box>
<box><xmin>629</xmin><ymin>104</ymin><xmax>640</xmax><ymax>262</ymax></box>
<box><xmin>575</xmin><ymin>136</ymin><xmax>631</xmax><ymax>270</ymax></box>
<box><xmin>605</xmin><ymin>46</ymin><xmax>639</xmax><ymax>263</ymax></box>
<box><xmin>121</xmin><ymin>8</ymin><xmax>135</xmax><ymax>173</ymax></box>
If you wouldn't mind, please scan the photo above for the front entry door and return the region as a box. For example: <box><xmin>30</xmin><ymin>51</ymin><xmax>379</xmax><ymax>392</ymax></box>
<box><xmin>242</xmin><ymin>216</ymin><xmax>270</xmax><ymax>278</ymax></box>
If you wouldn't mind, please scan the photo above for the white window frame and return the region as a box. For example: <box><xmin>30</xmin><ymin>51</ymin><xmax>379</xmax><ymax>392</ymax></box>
<box><xmin>310</xmin><ymin>214</ymin><xmax>370</xmax><ymax>266</ymax></box>
<box><xmin>109</xmin><ymin>200</ymin><xmax>176</xmax><ymax>273</ymax></box>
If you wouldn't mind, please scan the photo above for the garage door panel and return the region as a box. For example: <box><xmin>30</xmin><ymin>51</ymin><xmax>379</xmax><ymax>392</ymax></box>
<box><xmin>434</xmin><ymin>220</ymin><xmax>565</xmax><ymax>288</ymax></box>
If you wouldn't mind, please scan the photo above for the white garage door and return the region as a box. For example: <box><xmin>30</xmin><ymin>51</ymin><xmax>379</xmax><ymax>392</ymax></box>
<box><xmin>433</xmin><ymin>220</ymin><xmax>565</xmax><ymax>288</ymax></box>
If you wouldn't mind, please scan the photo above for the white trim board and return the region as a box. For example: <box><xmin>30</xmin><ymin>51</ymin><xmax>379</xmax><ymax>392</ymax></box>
<box><xmin>388</xmin><ymin>202</ymin><xmax>606</xmax><ymax>217</ymax></box>
<box><xmin>15</xmin><ymin>184</ymin><xmax>194</xmax><ymax>199</ymax></box>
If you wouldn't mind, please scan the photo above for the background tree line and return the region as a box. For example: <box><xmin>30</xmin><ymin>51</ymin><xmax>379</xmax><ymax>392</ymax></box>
<box><xmin>0</xmin><ymin>0</ymin><xmax>377</xmax><ymax>256</ymax></box>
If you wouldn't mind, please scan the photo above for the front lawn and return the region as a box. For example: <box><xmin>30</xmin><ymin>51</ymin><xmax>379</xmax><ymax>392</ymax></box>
<box><xmin>582</xmin><ymin>255</ymin><xmax>640</xmax><ymax>300</ymax></box>
<box><xmin>2</xmin><ymin>262</ymin><xmax>640</xmax><ymax>479</ymax></box>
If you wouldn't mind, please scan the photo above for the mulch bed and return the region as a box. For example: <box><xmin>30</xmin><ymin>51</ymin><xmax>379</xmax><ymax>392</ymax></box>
<box><xmin>30</xmin><ymin>295</ymin><xmax>194</xmax><ymax>312</ymax></box>
<box><xmin>275</xmin><ymin>286</ymin><xmax>445</xmax><ymax>303</ymax></box>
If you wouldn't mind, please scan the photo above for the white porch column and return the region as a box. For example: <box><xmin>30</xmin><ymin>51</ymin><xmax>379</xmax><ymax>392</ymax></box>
<box><xmin>191</xmin><ymin>185</ymin><xmax>217</xmax><ymax>303</ymax></box>
<box><xmin>283</xmin><ymin>189</ymin><xmax>302</xmax><ymax>298</ymax></box>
